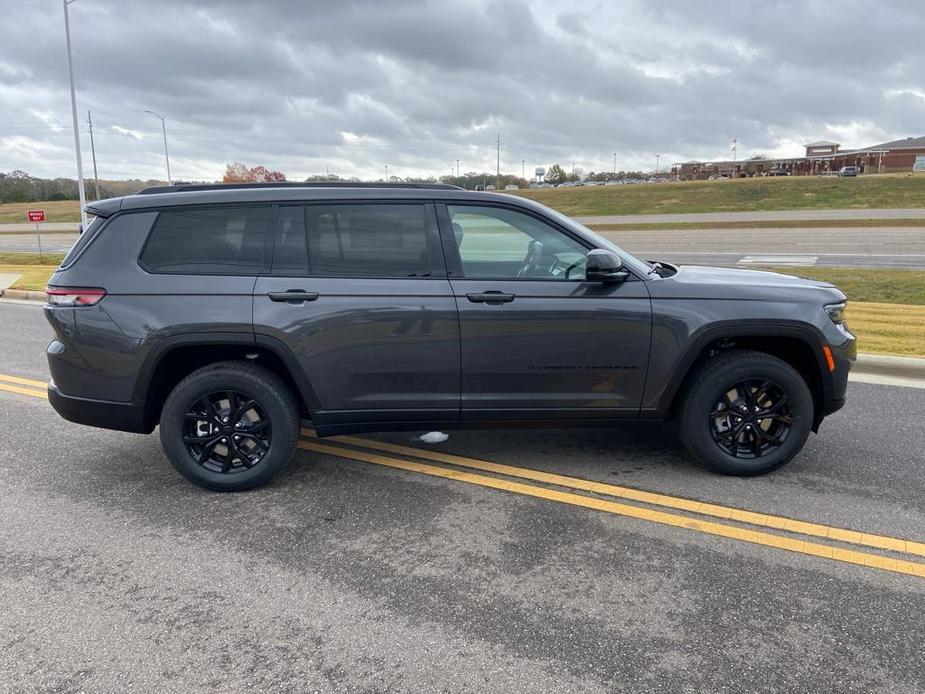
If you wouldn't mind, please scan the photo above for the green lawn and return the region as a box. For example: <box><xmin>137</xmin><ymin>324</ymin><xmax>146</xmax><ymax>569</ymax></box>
<box><xmin>0</xmin><ymin>200</ymin><xmax>82</xmax><ymax>224</ymax></box>
<box><xmin>764</xmin><ymin>267</ymin><xmax>925</xmax><ymax>305</ymax></box>
<box><xmin>509</xmin><ymin>174</ymin><xmax>925</xmax><ymax>217</ymax></box>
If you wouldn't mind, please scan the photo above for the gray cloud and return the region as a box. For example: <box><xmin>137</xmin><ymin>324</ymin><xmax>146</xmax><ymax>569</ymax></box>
<box><xmin>0</xmin><ymin>0</ymin><xmax>922</xmax><ymax>181</ymax></box>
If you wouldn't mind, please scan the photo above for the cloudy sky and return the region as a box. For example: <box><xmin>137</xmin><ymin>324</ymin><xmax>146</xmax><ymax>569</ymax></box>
<box><xmin>1</xmin><ymin>0</ymin><xmax>923</xmax><ymax>181</ymax></box>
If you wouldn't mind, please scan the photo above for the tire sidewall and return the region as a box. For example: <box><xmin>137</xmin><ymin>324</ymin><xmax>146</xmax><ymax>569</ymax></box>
<box><xmin>683</xmin><ymin>357</ymin><xmax>813</xmax><ymax>475</ymax></box>
<box><xmin>160</xmin><ymin>366</ymin><xmax>298</xmax><ymax>491</ymax></box>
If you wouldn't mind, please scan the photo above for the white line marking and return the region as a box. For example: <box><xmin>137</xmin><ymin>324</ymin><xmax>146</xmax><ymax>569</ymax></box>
<box><xmin>739</xmin><ymin>256</ymin><xmax>818</xmax><ymax>266</ymax></box>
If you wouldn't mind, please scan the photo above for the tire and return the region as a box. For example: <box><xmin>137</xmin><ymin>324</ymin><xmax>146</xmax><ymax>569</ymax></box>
<box><xmin>159</xmin><ymin>361</ymin><xmax>300</xmax><ymax>491</ymax></box>
<box><xmin>678</xmin><ymin>349</ymin><xmax>813</xmax><ymax>476</ymax></box>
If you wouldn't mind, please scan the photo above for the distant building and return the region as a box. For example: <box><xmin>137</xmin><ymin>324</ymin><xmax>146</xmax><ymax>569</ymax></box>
<box><xmin>671</xmin><ymin>136</ymin><xmax>925</xmax><ymax>179</ymax></box>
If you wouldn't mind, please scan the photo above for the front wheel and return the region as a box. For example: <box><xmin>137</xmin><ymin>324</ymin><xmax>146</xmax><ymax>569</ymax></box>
<box><xmin>159</xmin><ymin>361</ymin><xmax>300</xmax><ymax>491</ymax></box>
<box><xmin>678</xmin><ymin>350</ymin><xmax>814</xmax><ymax>476</ymax></box>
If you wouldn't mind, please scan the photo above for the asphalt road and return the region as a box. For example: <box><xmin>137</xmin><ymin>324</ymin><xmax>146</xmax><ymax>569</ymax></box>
<box><xmin>1</xmin><ymin>300</ymin><xmax>925</xmax><ymax>692</ymax></box>
<box><xmin>3</xmin><ymin>225</ymin><xmax>924</xmax><ymax>270</ymax></box>
<box><xmin>602</xmin><ymin>226</ymin><xmax>925</xmax><ymax>269</ymax></box>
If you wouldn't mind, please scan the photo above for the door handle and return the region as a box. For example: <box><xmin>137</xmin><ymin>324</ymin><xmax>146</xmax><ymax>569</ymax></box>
<box><xmin>267</xmin><ymin>290</ymin><xmax>319</xmax><ymax>303</ymax></box>
<box><xmin>466</xmin><ymin>291</ymin><xmax>515</xmax><ymax>304</ymax></box>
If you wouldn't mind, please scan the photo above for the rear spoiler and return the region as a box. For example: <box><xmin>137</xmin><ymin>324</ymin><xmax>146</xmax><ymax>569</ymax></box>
<box><xmin>84</xmin><ymin>197</ymin><xmax>122</xmax><ymax>219</ymax></box>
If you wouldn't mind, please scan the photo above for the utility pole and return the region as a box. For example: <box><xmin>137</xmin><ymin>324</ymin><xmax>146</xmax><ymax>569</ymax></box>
<box><xmin>612</xmin><ymin>152</ymin><xmax>616</xmax><ymax>175</ymax></box>
<box><xmin>87</xmin><ymin>110</ymin><xmax>100</xmax><ymax>200</ymax></box>
<box><xmin>656</xmin><ymin>154</ymin><xmax>660</xmax><ymax>175</ymax></box>
<box><xmin>63</xmin><ymin>0</ymin><xmax>88</xmax><ymax>229</ymax></box>
<box><xmin>495</xmin><ymin>134</ymin><xmax>501</xmax><ymax>190</ymax></box>
<box><xmin>145</xmin><ymin>110</ymin><xmax>171</xmax><ymax>185</ymax></box>
<box><xmin>456</xmin><ymin>159</ymin><xmax>459</xmax><ymax>177</ymax></box>
<box><xmin>384</xmin><ymin>164</ymin><xmax>389</xmax><ymax>181</ymax></box>
<box><xmin>731</xmin><ymin>137</ymin><xmax>737</xmax><ymax>178</ymax></box>
<box><xmin>521</xmin><ymin>160</ymin><xmax>525</xmax><ymax>179</ymax></box>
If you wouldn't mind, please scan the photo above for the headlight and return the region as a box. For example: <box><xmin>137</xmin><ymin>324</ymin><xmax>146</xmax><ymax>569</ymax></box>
<box><xmin>824</xmin><ymin>302</ymin><xmax>847</xmax><ymax>325</ymax></box>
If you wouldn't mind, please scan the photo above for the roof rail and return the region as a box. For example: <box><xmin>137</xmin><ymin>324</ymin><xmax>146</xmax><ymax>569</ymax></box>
<box><xmin>136</xmin><ymin>181</ymin><xmax>463</xmax><ymax>195</ymax></box>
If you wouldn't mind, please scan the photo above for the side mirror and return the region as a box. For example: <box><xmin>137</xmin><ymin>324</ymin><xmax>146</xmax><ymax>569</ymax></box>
<box><xmin>586</xmin><ymin>249</ymin><xmax>629</xmax><ymax>282</ymax></box>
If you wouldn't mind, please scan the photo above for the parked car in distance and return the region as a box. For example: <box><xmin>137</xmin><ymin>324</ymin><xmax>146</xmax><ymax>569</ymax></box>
<box><xmin>708</xmin><ymin>174</ymin><xmax>729</xmax><ymax>180</ymax></box>
<box><xmin>504</xmin><ymin>184</ymin><xmax>520</xmax><ymax>190</ymax></box>
<box><xmin>838</xmin><ymin>166</ymin><xmax>858</xmax><ymax>177</ymax></box>
<box><xmin>44</xmin><ymin>182</ymin><xmax>855</xmax><ymax>491</ymax></box>
<box><xmin>766</xmin><ymin>169</ymin><xmax>790</xmax><ymax>176</ymax></box>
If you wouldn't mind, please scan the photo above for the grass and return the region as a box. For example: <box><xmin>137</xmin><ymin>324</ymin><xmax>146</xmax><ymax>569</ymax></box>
<box><xmin>843</xmin><ymin>303</ymin><xmax>925</xmax><ymax>357</ymax></box>
<box><xmin>0</xmin><ymin>200</ymin><xmax>82</xmax><ymax>224</ymax></box>
<box><xmin>509</xmin><ymin>173</ymin><xmax>925</xmax><ymax>217</ymax></box>
<box><xmin>0</xmin><ymin>265</ymin><xmax>58</xmax><ymax>291</ymax></box>
<box><xmin>764</xmin><ymin>267</ymin><xmax>925</xmax><ymax>305</ymax></box>
<box><xmin>587</xmin><ymin>218</ymin><xmax>925</xmax><ymax>232</ymax></box>
<box><xmin>0</xmin><ymin>252</ymin><xmax>64</xmax><ymax>291</ymax></box>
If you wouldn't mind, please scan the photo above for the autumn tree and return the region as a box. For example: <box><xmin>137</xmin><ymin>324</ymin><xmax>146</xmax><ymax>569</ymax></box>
<box><xmin>223</xmin><ymin>162</ymin><xmax>286</xmax><ymax>183</ymax></box>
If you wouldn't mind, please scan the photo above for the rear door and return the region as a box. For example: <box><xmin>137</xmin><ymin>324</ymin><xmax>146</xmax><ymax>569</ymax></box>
<box><xmin>437</xmin><ymin>202</ymin><xmax>652</xmax><ymax>420</ymax></box>
<box><xmin>253</xmin><ymin>201</ymin><xmax>460</xmax><ymax>427</ymax></box>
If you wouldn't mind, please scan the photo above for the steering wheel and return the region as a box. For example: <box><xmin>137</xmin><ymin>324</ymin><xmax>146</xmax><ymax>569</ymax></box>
<box><xmin>564</xmin><ymin>257</ymin><xmax>585</xmax><ymax>279</ymax></box>
<box><xmin>516</xmin><ymin>240</ymin><xmax>543</xmax><ymax>278</ymax></box>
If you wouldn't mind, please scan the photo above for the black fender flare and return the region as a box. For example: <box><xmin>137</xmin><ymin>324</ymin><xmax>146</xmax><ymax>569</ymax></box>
<box><xmin>653</xmin><ymin>319</ymin><xmax>833</xmax><ymax>416</ymax></box>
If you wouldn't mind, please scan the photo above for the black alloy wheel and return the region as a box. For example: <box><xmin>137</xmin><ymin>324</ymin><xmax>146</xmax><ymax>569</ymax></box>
<box><xmin>708</xmin><ymin>379</ymin><xmax>793</xmax><ymax>459</ymax></box>
<box><xmin>183</xmin><ymin>390</ymin><xmax>272</xmax><ymax>474</ymax></box>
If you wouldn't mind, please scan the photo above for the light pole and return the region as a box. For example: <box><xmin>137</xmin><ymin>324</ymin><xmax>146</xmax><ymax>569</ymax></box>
<box><xmin>384</xmin><ymin>164</ymin><xmax>389</xmax><ymax>181</ymax></box>
<box><xmin>63</xmin><ymin>0</ymin><xmax>88</xmax><ymax>229</ymax></box>
<box><xmin>656</xmin><ymin>154</ymin><xmax>660</xmax><ymax>174</ymax></box>
<box><xmin>521</xmin><ymin>160</ymin><xmax>525</xmax><ymax>179</ymax></box>
<box><xmin>145</xmin><ymin>110</ymin><xmax>171</xmax><ymax>185</ymax></box>
<box><xmin>612</xmin><ymin>152</ymin><xmax>616</xmax><ymax>175</ymax></box>
<box><xmin>456</xmin><ymin>159</ymin><xmax>459</xmax><ymax>177</ymax></box>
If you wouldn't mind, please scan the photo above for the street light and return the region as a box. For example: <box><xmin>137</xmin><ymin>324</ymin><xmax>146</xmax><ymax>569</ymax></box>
<box><xmin>522</xmin><ymin>160</ymin><xmax>525</xmax><ymax>179</ymax></box>
<box><xmin>656</xmin><ymin>154</ymin><xmax>660</xmax><ymax>174</ymax></box>
<box><xmin>456</xmin><ymin>159</ymin><xmax>459</xmax><ymax>177</ymax></box>
<box><xmin>384</xmin><ymin>164</ymin><xmax>389</xmax><ymax>181</ymax></box>
<box><xmin>144</xmin><ymin>110</ymin><xmax>172</xmax><ymax>185</ymax></box>
<box><xmin>612</xmin><ymin>152</ymin><xmax>616</xmax><ymax>175</ymax></box>
<box><xmin>63</xmin><ymin>0</ymin><xmax>88</xmax><ymax>229</ymax></box>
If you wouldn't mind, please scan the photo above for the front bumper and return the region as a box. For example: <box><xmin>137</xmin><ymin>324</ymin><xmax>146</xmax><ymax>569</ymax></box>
<box><xmin>47</xmin><ymin>381</ymin><xmax>152</xmax><ymax>434</ymax></box>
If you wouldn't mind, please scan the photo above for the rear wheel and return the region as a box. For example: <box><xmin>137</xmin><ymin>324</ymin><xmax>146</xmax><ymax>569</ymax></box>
<box><xmin>678</xmin><ymin>350</ymin><xmax>813</xmax><ymax>475</ymax></box>
<box><xmin>159</xmin><ymin>361</ymin><xmax>300</xmax><ymax>491</ymax></box>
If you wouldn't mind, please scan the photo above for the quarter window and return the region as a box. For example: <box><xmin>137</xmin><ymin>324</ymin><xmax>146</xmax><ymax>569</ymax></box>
<box><xmin>141</xmin><ymin>206</ymin><xmax>270</xmax><ymax>274</ymax></box>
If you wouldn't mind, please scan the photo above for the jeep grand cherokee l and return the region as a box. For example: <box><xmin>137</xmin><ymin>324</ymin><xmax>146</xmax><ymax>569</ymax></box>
<box><xmin>44</xmin><ymin>182</ymin><xmax>855</xmax><ymax>491</ymax></box>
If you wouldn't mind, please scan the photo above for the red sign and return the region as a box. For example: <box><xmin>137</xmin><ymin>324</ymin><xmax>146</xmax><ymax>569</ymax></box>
<box><xmin>27</xmin><ymin>210</ymin><xmax>46</xmax><ymax>223</ymax></box>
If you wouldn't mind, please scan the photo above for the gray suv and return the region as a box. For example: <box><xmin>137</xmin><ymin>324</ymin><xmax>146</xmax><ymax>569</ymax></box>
<box><xmin>44</xmin><ymin>183</ymin><xmax>855</xmax><ymax>491</ymax></box>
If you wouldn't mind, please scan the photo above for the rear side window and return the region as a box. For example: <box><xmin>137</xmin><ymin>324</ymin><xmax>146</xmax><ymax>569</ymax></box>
<box><xmin>60</xmin><ymin>215</ymin><xmax>104</xmax><ymax>268</ymax></box>
<box><xmin>272</xmin><ymin>203</ymin><xmax>432</xmax><ymax>278</ymax></box>
<box><xmin>140</xmin><ymin>206</ymin><xmax>270</xmax><ymax>274</ymax></box>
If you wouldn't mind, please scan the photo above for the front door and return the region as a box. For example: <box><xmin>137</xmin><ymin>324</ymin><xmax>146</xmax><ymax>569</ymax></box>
<box><xmin>254</xmin><ymin>201</ymin><xmax>460</xmax><ymax>428</ymax></box>
<box><xmin>437</xmin><ymin>203</ymin><xmax>651</xmax><ymax>421</ymax></box>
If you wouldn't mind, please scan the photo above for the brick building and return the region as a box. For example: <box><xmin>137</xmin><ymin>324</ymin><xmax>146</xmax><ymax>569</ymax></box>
<box><xmin>672</xmin><ymin>135</ymin><xmax>925</xmax><ymax>179</ymax></box>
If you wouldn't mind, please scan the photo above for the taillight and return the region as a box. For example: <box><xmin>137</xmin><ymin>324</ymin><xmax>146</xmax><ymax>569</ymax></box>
<box><xmin>45</xmin><ymin>287</ymin><xmax>107</xmax><ymax>307</ymax></box>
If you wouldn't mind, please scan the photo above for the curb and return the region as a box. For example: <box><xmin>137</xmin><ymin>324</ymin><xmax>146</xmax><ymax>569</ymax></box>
<box><xmin>854</xmin><ymin>353</ymin><xmax>925</xmax><ymax>381</ymax></box>
<box><xmin>0</xmin><ymin>289</ymin><xmax>46</xmax><ymax>302</ymax></box>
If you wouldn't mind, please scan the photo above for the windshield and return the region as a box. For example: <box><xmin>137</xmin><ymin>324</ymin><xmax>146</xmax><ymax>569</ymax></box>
<box><xmin>540</xmin><ymin>206</ymin><xmax>654</xmax><ymax>276</ymax></box>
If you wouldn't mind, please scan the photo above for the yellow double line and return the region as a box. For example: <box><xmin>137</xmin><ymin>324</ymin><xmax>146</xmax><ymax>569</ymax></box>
<box><xmin>298</xmin><ymin>429</ymin><xmax>925</xmax><ymax>579</ymax></box>
<box><xmin>2</xmin><ymin>371</ymin><xmax>923</xmax><ymax>578</ymax></box>
<box><xmin>0</xmin><ymin>373</ymin><xmax>47</xmax><ymax>399</ymax></box>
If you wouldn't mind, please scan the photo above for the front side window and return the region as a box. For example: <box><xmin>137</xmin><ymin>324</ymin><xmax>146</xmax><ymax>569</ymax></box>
<box><xmin>141</xmin><ymin>205</ymin><xmax>270</xmax><ymax>274</ymax></box>
<box><xmin>304</xmin><ymin>203</ymin><xmax>431</xmax><ymax>278</ymax></box>
<box><xmin>447</xmin><ymin>205</ymin><xmax>588</xmax><ymax>280</ymax></box>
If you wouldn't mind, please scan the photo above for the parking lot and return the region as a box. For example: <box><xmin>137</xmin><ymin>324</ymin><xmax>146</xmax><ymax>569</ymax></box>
<box><xmin>1</xmin><ymin>298</ymin><xmax>924</xmax><ymax>692</ymax></box>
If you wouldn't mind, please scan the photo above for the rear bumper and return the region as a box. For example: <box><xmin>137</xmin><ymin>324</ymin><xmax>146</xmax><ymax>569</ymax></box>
<box><xmin>47</xmin><ymin>382</ymin><xmax>152</xmax><ymax>434</ymax></box>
